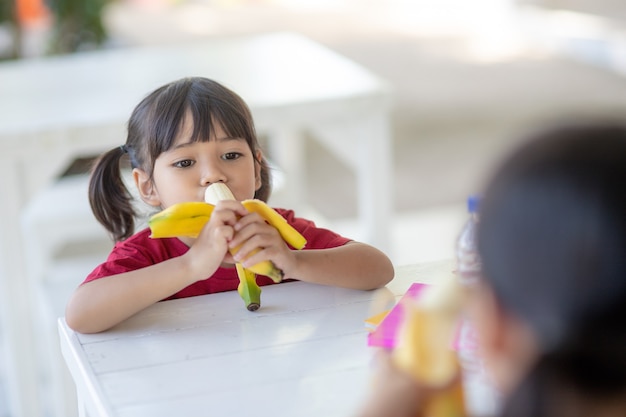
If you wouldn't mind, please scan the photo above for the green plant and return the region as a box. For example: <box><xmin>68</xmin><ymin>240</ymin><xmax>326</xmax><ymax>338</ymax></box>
<box><xmin>0</xmin><ymin>1</ymin><xmax>19</xmax><ymax>60</ymax></box>
<box><xmin>0</xmin><ymin>2</ymin><xmax>11</xmax><ymax>23</ymax></box>
<box><xmin>46</xmin><ymin>0</ymin><xmax>112</xmax><ymax>54</ymax></box>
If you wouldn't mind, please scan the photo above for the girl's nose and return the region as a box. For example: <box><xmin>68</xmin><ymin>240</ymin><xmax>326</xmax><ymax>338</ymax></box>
<box><xmin>200</xmin><ymin>164</ymin><xmax>226</xmax><ymax>186</ymax></box>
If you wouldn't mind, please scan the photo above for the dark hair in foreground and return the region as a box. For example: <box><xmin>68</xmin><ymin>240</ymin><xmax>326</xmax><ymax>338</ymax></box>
<box><xmin>88</xmin><ymin>77</ymin><xmax>272</xmax><ymax>241</ymax></box>
<box><xmin>477</xmin><ymin>122</ymin><xmax>626</xmax><ymax>416</ymax></box>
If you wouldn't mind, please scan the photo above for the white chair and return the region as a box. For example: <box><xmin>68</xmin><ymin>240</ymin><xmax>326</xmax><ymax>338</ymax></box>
<box><xmin>21</xmin><ymin>174</ymin><xmax>113</xmax><ymax>417</ymax></box>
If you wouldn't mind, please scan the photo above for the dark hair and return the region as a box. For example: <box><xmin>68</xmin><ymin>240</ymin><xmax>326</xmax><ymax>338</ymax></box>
<box><xmin>89</xmin><ymin>77</ymin><xmax>272</xmax><ymax>241</ymax></box>
<box><xmin>477</xmin><ymin>122</ymin><xmax>626</xmax><ymax>416</ymax></box>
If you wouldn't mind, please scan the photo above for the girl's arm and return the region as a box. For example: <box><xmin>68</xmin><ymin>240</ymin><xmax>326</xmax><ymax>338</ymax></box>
<box><xmin>231</xmin><ymin>213</ymin><xmax>394</xmax><ymax>290</ymax></box>
<box><xmin>66</xmin><ymin>201</ymin><xmax>245</xmax><ymax>333</ymax></box>
<box><xmin>288</xmin><ymin>242</ymin><xmax>393</xmax><ymax>289</ymax></box>
<box><xmin>65</xmin><ymin>255</ymin><xmax>200</xmax><ymax>334</ymax></box>
<box><xmin>355</xmin><ymin>350</ymin><xmax>425</xmax><ymax>417</ymax></box>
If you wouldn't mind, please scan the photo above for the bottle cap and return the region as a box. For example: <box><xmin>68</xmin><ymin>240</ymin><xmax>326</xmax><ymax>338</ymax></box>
<box><xmin>467</xmin><ymin>195</ymin><xmax>480</xmax><ymax>213</ymax></box>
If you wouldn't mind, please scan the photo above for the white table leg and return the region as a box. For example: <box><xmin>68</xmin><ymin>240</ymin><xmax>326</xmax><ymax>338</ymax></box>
<box><xmin>356</xmin><ymin>111</ymin><xmax>393</xmax><ymax>253</ymax></box>
<box><xmin>266</xmin><ymin>127</ymin><xmax>307</xmax><ymax>212</ymax></box>
<box><xmin>308</xmin><ymin>109</ymin><xmax>393</xmax><ymax>254</ymax></box>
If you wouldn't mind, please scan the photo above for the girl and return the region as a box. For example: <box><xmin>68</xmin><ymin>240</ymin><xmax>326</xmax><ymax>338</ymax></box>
<box><xmin>357</xmin><ymin>122</ymin><xmax>626</xmax><ymax>417</ymax></box>
<box><xmin>65</xmin><ymin>77</ymin><xmax>394</xmax><ymax>334</ymax></box>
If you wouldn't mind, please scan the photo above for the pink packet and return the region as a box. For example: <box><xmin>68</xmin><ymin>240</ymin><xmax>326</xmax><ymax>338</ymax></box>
<box><xmin>367</xmin><ymin>283</ymin><xmax>428</xmax><ymax>348</ymax></box>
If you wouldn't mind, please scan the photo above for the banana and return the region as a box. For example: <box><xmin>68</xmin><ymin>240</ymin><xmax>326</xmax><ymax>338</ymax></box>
<box><xmin>148</xmin><ymin>184</ymin><xmax>306</xmax><ymax>309</ymax></box>
<box><xmin>235</xmin><ymin>263</ymin><xmax>262</xmax><ymax>311</ymax></box>
<box><xmin>204</xmin><ymin>183</ymin><xmax>282</xmax><ymax>308</ymax></box>
<box><xmin>204</xmin><ymin>183</ymin><xmax>285</xmax><ymax>283</ymax></box>
<box><xmin>393</xmin><ymin>276</ymin><xmax>467</xmax><ymax>417</ymax></box>
<box><xmin>148</xmin><ymin>196</ymin><xmax>306</xmax><ymax>251</ymax></box>
<box><xmin>204</xmin><ymin>184</ymin><xmax>305</xmax><ymax>250</ymax></box>
<box><xmin>240</xmin><ymin>199</ymin><xmax>307</xmax><ymax>250</ymax></box>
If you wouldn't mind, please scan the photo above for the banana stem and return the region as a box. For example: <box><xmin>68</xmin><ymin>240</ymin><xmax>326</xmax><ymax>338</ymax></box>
<box><xmin>235</xmin><ymin>263</ymin><xmax>262</xmax><ymax>311</ymax></box>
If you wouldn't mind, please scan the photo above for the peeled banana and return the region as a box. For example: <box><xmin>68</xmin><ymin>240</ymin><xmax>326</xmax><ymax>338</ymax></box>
<box><xmin>393</xmin><ymin>276</ymin><xmax>467</xmax><ymax>417</ymax></box>
<box><xmin>147</xmin><ymin>183</ymin><xmax>307</xmax><ymax>310</ymax></box>
<box><xmin>203</xmin><ymin>181</ymin><xmax>236</xmax><ymax>204</ymax></box>
<box><xmin>203</xmin><ymin>183</ymin><xmax>285</xmax><ymax>284</ymax></box>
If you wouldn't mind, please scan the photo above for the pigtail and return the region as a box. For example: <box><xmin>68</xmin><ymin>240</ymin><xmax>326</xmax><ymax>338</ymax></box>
<box><xmin>89</xmin><ymin>146</ymin><xmax>136</xmax><ymax>242</ymax></box>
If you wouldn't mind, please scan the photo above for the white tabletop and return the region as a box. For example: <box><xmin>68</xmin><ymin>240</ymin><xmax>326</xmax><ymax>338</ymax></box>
<box><xmin>59</xmin><ymin>260</ymin><xmax>455</xmax><ymax>417</ymax></box>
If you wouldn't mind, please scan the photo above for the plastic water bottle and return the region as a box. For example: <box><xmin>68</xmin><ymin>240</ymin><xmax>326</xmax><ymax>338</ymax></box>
<box><xmin>456</xmin><ymin>195</ymin><xmax>481</xmax><ymax>284</ymax></box>
<box><xmin>455</xmin><ymin>195</ymin><xmax>499</xmax><ymax>416</ymax></box>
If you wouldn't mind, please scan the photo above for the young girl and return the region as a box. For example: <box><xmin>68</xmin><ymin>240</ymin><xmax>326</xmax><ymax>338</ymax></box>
<box><xmin>65</xmin><ymin>76</ymin><xmax>394</xmax><ymax>334</ymax></box>
<box><xmin>356</xmin><ymin>122</ymin><xmax>626</xmax><ymax>417</ymax></box>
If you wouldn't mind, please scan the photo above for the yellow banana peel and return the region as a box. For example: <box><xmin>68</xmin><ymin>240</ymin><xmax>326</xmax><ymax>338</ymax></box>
<box><xmin>235</xmin><ymin>263</ymin><xmax>262</xmax><ymax>311</ymax></box>
<box><xmin>240</xmin><ymin>199</ymin><xmax>307</xmax><ymax>250</ymax></box>
<box><xmin>149</xmin><ymin>202</ymin><xmax>214</xmax><ymax>238</ymax></box>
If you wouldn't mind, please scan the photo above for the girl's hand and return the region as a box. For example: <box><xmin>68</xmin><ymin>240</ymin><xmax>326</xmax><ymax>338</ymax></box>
<box><xmin>183</xmin><ymin>200</ymin><xmax>250</xmax><ymax>281</ymax></box>
<box><xmin>356</xmin><ymin>349</ymin><xmax>425</xmax><ymax>417</ymax></box>
<box><xmin>357</xmin><ymin>349</ymin><xmax>466</xmax><ymax>417</ymax></box>
<box><xmin>228</xmin><ymin>210</ymin><xmax>298</xmax><ymax>278</ymax></box>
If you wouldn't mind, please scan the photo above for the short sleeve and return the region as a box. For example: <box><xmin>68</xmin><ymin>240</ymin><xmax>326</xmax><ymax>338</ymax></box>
<box><xmin>274</xmin><ymin>208</ymin><xmax>351</xmax><ymax>249</ymax></box>
<box><xmin>83</xmin><ymin>228</ymin><xmax>188</xmax><ymax>284</ymax></box>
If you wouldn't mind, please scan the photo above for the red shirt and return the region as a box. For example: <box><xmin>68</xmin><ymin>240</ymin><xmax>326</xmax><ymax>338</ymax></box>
<box><xmin>84</xmin><ymin>208</ymin><xmax>350</xmax><ymax>300</ymax></box>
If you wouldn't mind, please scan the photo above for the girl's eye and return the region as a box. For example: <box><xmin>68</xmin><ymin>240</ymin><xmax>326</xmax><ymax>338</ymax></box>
<box><xmin>222</xmin><ymin>152</ymin><xmax>242</xmax><ymax>161</ymax></box>
<box><xmin>174</xmin><ymin>159</ymin><xmax>194</xmax><ymax>168</ymax></box>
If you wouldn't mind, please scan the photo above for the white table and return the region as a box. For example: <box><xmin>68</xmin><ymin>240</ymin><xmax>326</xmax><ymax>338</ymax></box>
<box><xmin>58</xmin><ymin>261</ymin><xmax>454</xmax><ymax>417</ymax></box>
<box><xmin>0</xmin><ymin>32</ymin><xmax>392</xmax><ymax>416</ymax></box>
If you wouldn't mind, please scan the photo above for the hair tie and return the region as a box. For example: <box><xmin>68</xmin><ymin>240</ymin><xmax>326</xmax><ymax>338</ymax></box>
<box><xmin>120</xmin><ymin>145</ymin><xmax>128</xmax><ymax>154</ymax></box>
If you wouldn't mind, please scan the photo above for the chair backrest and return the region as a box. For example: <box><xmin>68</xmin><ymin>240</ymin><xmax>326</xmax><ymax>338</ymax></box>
<box><xmin>20</xmin><ymin>174</ymin><xmax>112</xmax><ymax>287</ymax></box>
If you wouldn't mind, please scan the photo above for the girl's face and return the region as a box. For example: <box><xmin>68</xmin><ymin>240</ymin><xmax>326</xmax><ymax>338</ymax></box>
<box><xmin>134</xmin><ymin>113</ymin><xmax>262</xmax><ymax>209</ymax></box>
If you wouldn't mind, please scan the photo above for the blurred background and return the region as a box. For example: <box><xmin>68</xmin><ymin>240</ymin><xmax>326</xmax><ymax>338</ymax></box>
<box><xmin>1</xmin><ymin>0</ymin><xmax>626</xmax><ymax>416</ymax></box>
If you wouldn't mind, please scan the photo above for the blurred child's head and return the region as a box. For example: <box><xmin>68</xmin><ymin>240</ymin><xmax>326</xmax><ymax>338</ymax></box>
<box><xmin>473</xmin><ymin>122</ymin><xmax>626</xmax><ymax>409</ymax></box>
